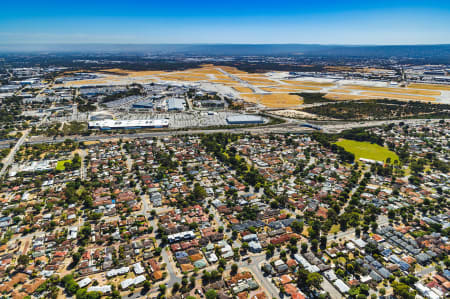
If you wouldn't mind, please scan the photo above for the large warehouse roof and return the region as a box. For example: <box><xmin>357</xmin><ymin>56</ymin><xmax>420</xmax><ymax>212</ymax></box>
<box><xmin>90</xmin><ymin>111</ymin><xmax>115</xmax><ymax>121</ymax></box>
<box><xmin>226</xmin><ymin>115</ymin><xmax>265</xmax><ymax>124</ymax></box>
<box><xmin>167</xmin><ymin>98</ymin><xmax>185</xmax><ymax>110</ymax></box>
<box><xmin>89</xmin><ymin>119</ymin><xmax>169</xmax><ymax>129</ymax></box>
<box><xmin>132</xmin><ymin>100</ymin><xmax>154</xmax><ymax>109</ymax></box>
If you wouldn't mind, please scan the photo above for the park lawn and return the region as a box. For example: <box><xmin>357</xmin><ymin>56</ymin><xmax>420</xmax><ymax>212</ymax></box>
<box><xmin>335</xmin><ymin>139</ymin><xmax>399</xmax><ymax>164</ymax></box>
<box><xmin>76</xmin><ymin>186</ymin><xmax>86</xmax><ymax>196</ymax></box>
<box><xmin>329</xmin><ymin>224</ymin><xmax>340</xmax><ymax>234</ymax></box>
<box><xmin>56</xmin><ymin>160</ymin><xmax>72</xmax><ymax>171</ymax></box>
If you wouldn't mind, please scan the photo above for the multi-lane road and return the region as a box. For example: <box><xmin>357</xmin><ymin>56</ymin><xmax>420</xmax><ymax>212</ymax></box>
<box><xmin>0</xmin><ymin>117</ymin><xmax>440</xmax><ymax>153</ymax></box>
<box><xmin>0</xmin><ymin>115</ymin><xmax>48</xmax><ymax>176</ymax></box>
<box><xmin>0</xmin><ymin>128</ymin><xmax>30</xmax><ymax>176</ymax></box>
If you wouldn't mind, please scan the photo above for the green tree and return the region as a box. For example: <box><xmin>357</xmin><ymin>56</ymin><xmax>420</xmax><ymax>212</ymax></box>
<box><xmin>143</xmin><ymin>280</ymin><xmax>151</xmax><ymax>292</ymax></box>
<box><xmin>205</xmin><ymin>289</ymin><xmax>218</xmax><ymax>299</ymax></box>
<box><xmin>76</xmin><ymin>288</ymin><xmax>87</xmax><ymax>299</ymax></box>
<box><xmin>311</xmin><ymin>239</ymin><xmax>319</xmax><ymax>252</ymax></box>
<box><xmin>86</xmin><ymin>292</ymin><xmax>102</xmax><ymax>299</ymax></box>
<box><xmin>231</xmin><ymin>263</ymin><xmax>238</xmax><ymax>274</ymax></box>
<box><xmin>306</xmin><ymin>272</ymin><xmax>323</xmax><ymax>289</ymax></box>
<box><xmin>291</xmin><ymin>220</ymin><xmax>304</xmax><ymax>234</ymax></box>
<box><xmin>392</xmin><ymin>282</ymin><xmax>416</xmax><ymax>299</ymax></box>
<box><xmin>301</xmin><ymin>242</ymin><xmax>308</xmax><ymax>253</ymax></box>
<box><xmin>172</xmin><ymin>282</ymin><xmax>180</xmax><ymax>293</ymax></box>
<box><xmin>193</xmin><ymin>183</ymin><xmax>207</xmax><ymax>200</ymax></box>
<box><xmin>17</xmin><ymin>254</ymin><xmax>29</xmax><ymax>266</ymax></box>
<box><xmin>159</xmin><ymin>284</ymin><xmax>167</xmax><ymax>294</ymax></box>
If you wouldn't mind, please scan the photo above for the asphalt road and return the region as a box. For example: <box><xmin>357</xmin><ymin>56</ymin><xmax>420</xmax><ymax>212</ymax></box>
<box><xmin>241</xmin><ymin>254</ymin><xmax>280</xmax><ymax>298</ymax></box>
<box><xmin>0</xmin><ymin>128</ymin><xmax>30</xmax><ymax>176</ymax></box>
<box><xmin>416</xmin><ymin>265</ymin><xmax>436</xmax><ymax>277</ymax></box>
<box><xmin>321</xmin><ymin>276</ymin><xmax>342</xmax><ymax>299</ymax></box>
<box><xmin>161</xmin><ymin>248</ymin><xmax>182</xmax><ymax>287</ymax></box>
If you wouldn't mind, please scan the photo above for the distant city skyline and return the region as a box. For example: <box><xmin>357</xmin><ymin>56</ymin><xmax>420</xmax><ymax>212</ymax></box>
<box><xmin>1</xmin><ymin>0</ymin><xmax>449</xmax><ymax>45</ymax></box>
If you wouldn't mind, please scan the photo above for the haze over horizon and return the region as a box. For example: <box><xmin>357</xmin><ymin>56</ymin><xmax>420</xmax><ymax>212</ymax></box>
<box><xmin>1</xmin><ymin>0</ymin><xmax>449</xmax><ymax>45</ymax></box>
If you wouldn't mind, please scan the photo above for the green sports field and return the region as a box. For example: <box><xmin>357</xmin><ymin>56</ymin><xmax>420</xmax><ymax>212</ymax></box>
<box><xmin>335</xmin><ymin>139</ymin><xmax>399</xmax><ymax>164</ymax></box>
<box><xmin>56</xmin><ymin>160</ymin><xmax>71</xmax><ymax>171</ymax></box>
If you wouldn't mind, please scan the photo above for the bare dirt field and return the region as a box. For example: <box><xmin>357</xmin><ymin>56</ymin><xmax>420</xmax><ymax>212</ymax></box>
<box><xmin>282</xmin><ymin>80</ymin><xmax>334</xmax><ymax>87</ymax></box>
<box><xmin>344</xmin><ymin>85</ymin><xmax>441</xmax><ymax>96</ymax></box>
<box><xmin>101</xmin><ymin>69</ymin><xmax>166</xmax><ymax>77</ymax></box>
<box><xmin>209</xmin><ymin>80</ymin><xmax>236</xmax><ymax>85</ymax></box>
<box><xmin>233</xmin><ymin>86</ymin><xmax>254</xmax><ymax>93</ymax></box>
<box><xmin>261</xmin><ymin>86</ymin><xmax>322</xmax><ymax>92</ymax></box>
<box><xmin>408</xmin><ymin>83</ymin><xmax>450</xmax><ymax>91</ymax></box>
<box><xmin>324</xmin><ymin>93</ymin><xmax>372</xmax><ymax>100</ymax></box>
<box><xmin>65</xmin><ymin>79</ymin><xmax>110</xmax><ymax>86</ymax></box>
<box><xmin>324</xmin><ymin>66</ymin><xmax>355</xmax><ymax>71</ymax></box>
<box><xmin>218</xmin><ymin>66</ymin><xmax>249</xmax><ymax>74</ymax></box>
<box><xmin>241</xmin><ymin>93</ymin><xmax>303</xmax><ymax>108</ymax></box>
<box><xmin>359</xmin><ymin>92</ymin><xmax>436</xmax><ymax>101</ymax></box>
<box><xmin>239</xmin><ymin>77</ymin><xmax>279</xmax><ymax>85</ymax></box>
<box><xmin>329</xmin><ymin>89</ymin><xmax>352</xmax><ymax>93</ymax></box>
<box><xmin>158</xmin><ymin>74</ymin><xmax>208</xmax><ymax>81</ymax></box>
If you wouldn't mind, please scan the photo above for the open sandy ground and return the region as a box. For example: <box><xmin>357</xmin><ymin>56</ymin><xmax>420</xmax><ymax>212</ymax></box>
<box><xmin>241</xmin><ymin>93</ymin><xmax>303</xmax><ymax>108</ymax></box>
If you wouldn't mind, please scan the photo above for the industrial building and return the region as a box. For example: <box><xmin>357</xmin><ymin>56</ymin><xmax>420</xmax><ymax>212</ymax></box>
<box><xmin>132</xmin><ymin>100</ymin><xmax>154</xmax><ymax>109</ymax></box>
<box><xmin>167</xmin><ymin>98</ymin><xmax>185</xmax><ymax>111</ymax></box>
<box><xmin>9</xmin><ymin>160</ymin><xmax>55</xmax><ymax>177</ymax></box>
<box><xmin>226</xmin><ymin>115</ymin><xmax>265</xmax><ymax>125</ymax></box>
<box><xmin>88</xmin><ymin>119</ymin><xmax>169</xmax><ymax>130</ymax></box>
<box><xmin>89</xmin><ymin>111</ymin><xmax>114</xmax><ymax>121</ymax></box>
<box><xmin>0</xmin><ymin>85</ymin><xmax>21</xmax><ymax>93</ymax></box>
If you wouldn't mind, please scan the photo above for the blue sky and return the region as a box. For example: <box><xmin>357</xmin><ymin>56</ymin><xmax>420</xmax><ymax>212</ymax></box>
<box><xmin>0</xmin><ymin>0</ymin><xmax>449</xmax><ymax>44</ymax></box>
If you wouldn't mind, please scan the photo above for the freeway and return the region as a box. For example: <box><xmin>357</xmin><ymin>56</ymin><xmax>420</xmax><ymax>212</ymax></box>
<box><xmin>0</xmin><ymin>114</ymin><xmax>49</xmax><ymax>176</ymax></box>
<box><xmin>0</xmin><ymin>117</ymin><xmax>440</xmax><ymax>152</ymax></box>
<box><xmin>2</xmin><ymin>117</ymin><xmax>441</xmax><ymax>148</ymax></box>
<box><xmin>1</xmin><ymin>124</ymin><xmax>309</xmax><ymax>148</ymax></box>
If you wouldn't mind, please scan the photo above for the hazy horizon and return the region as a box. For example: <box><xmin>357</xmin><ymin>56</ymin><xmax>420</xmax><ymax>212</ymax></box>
<box><xmin>2</xmin><ymin>42</ymin><xmax>450</xmax><ymax>46</ymax></box>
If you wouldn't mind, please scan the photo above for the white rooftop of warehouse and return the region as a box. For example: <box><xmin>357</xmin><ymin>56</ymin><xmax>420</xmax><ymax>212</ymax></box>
<box><xmin>226</xmin><ymin>115</ymin><xmax>265</xmax><ymax>122</ymax></box>
<box><xmin>167</xmin><ymin>98</ymin><xmax>185</xmax><ymax>109</ymax></box>
<box><xmin>88</xmin><ymin>118</ymin><xmax>169</xmax><ymax>128</ymax></box>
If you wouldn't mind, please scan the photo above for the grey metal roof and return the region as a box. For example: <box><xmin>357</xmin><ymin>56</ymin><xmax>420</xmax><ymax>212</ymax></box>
<box><xmin>226</xmin><ymin>115</ymin><xmax>264</xmax><ymax>123</ymax></box>
<box><xmin>167</xmin><ymin>98</ymin><xmax>185</xmax><ymax>110</ymax></box>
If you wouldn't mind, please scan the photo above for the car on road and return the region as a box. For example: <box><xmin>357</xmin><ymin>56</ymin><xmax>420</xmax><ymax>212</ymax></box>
<box><xmin>195</xmin><ymin>289</ymin><xmax>204</xmax><ymax>297</ymax></box>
